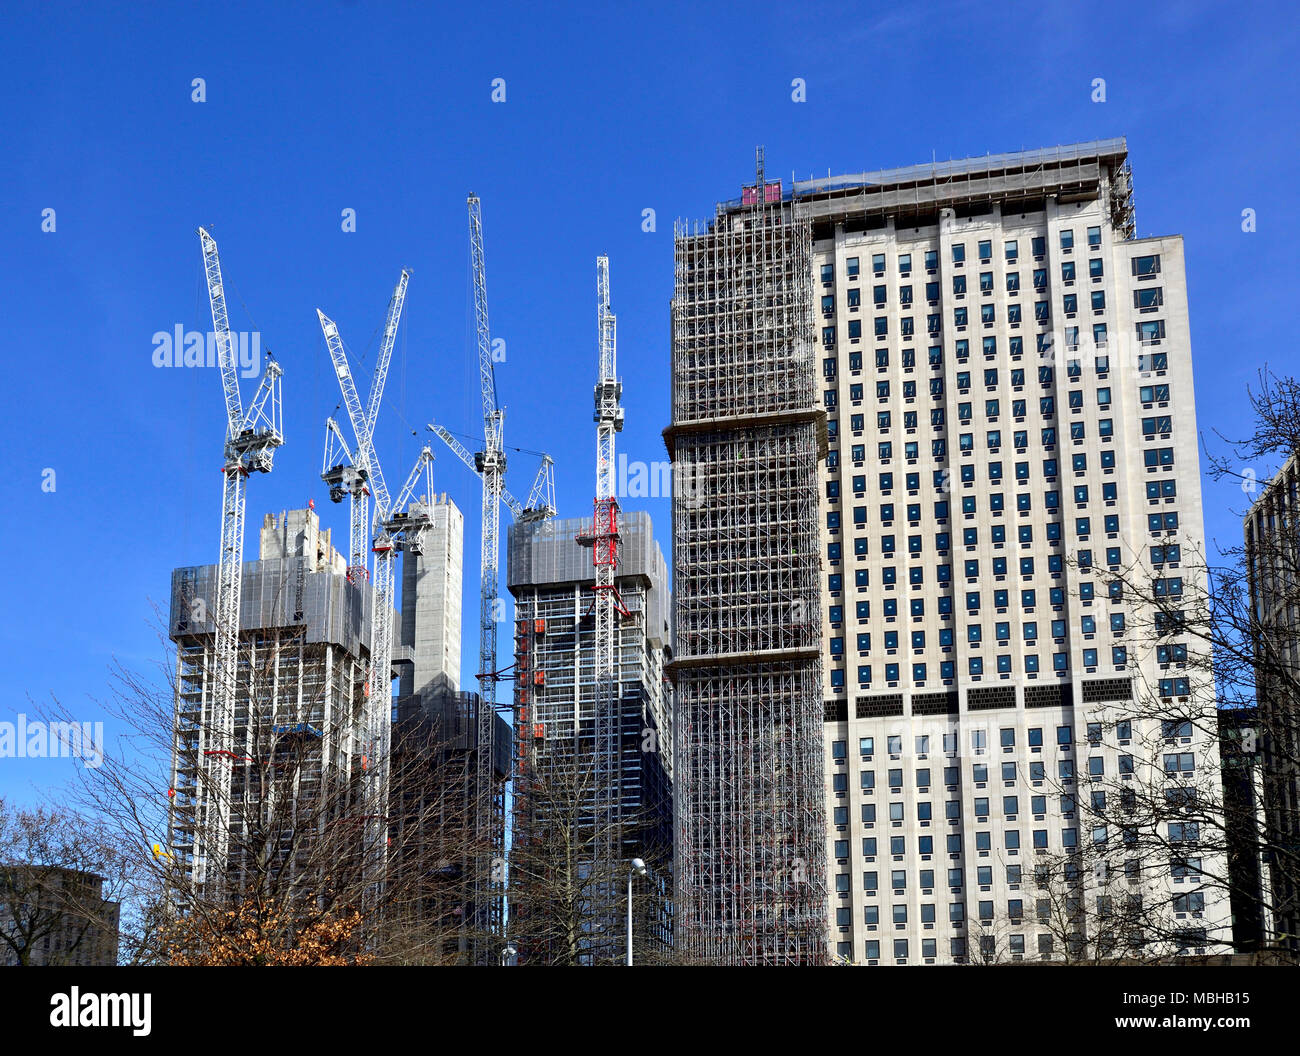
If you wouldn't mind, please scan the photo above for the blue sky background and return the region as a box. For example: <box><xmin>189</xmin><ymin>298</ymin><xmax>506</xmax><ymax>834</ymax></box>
<box><xmin>1</xmin><ymin>0</ymin><xmax>1297</xmax><ymax>806</ymax></box>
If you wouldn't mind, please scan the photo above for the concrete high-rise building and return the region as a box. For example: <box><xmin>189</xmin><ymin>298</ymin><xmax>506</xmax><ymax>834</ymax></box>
<box><xmin>387</xmin><ymin>489</ymin><xmax>505</xmax><ymax>963</ymax></box>
<box><xmin>804</xmin><ymin>138</ymin><xmax>1229</xmax><ymax>963</ymax></box>
<box><xmin>506</xmin><ymin>510</ymin><xmax>673</xmax><ymax>963</ymax></box>
<box><xmin>1245</xmin><ymin>448</ymin><xmax>1300</xmax><ymax>954</ymax></box>
<box><xmin>397</xmin><ymin>493</ymin><xmax>463</xmax><ymax>699</ymax></box>
<box><xmin>673</xmin><ymin>139</ymin><xmax>1231</xmax><ymax>966</ymax></box>
<box><xmin>168</xmin><ymin>507</ymin><xmax>372</xmax><ymax>896</ymax></box>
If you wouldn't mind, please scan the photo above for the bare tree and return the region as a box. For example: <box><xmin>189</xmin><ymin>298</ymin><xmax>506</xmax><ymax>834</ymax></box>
<box><xmin>40</xmin><ymin>612</ymin><xmax>498</xmax><ymax>966</ymax></box>
<box><xmin>507</xmin><ymin>754</ymin><xmax>674</xmax><ymax>966</ymax></box>
<box><xmin>0</xmin><ymin>798</ymin><xmax>127</xmax><ymax>965</ymax></box>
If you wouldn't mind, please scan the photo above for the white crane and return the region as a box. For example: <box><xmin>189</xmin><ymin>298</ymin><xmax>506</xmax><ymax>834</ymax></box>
<box><xmin>317</xmin><ymin>297</ymin><xmax>425</xmax><ymax>895</ymax></box>
<box><xmin>196</xmin><ymin>226</ymin><xmax>284</xmax><ymax>894</ymax></box>
<box><xmin>320</xmin><ymin>270</ymin><xmax>410</xmax><ymax>583</ymax></box>
<box><xmin>422</xmin><ymin>194</ymin><xmax>555</xmax><ymax>950</ymax></box>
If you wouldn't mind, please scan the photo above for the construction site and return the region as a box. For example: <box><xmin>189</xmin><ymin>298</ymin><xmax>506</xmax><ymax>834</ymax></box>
<box><xmin>165</xmin><ymin>201</ymin><xmax>680</xmax><ymax>965</ymax></box>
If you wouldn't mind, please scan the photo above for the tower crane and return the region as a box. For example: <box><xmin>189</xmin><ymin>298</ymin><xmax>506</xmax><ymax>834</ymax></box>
<box><xmin>317</xmin><ymin>298</ymin><xmax>426</xmax><ymax>894</ymax></box>
<box><xmin>320</xmin><ymin>270</ymin><xmax>410</xmax><ymax>583</ymax></box>
<box><xmin>422</xmin><ymin>194</ymin><xmax>556</xmax><ymax>950</ymax></box>
<box><xmin>196</xmin><ymin>227</ymin><xmax>284</xmax><ymax>894</ymax></box>
<box><xmin>587</xmin><ymin>255</ymin><xmax>626</xmax><ymax>910</ymax></box>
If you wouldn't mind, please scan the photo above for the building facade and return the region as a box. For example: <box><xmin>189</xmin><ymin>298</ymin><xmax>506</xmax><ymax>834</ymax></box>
<box><xmin>0</xmin><ymin>866</ymin><xmax>120</xmax><ymax>966</ymax></box>
<box><xmin>397</xmin><ymin>493</ymin><xmax>464</xmax><ymax>699</ymax></box>
<box><xmin>808</xmin><ymin>139</ymin><xmax>1230</xmax><ymax>962</ymax></box>
<box><xmin>1245</xmin><ymin>448</ymin><xmax>1300</xmax><ymax>954</ymax></box>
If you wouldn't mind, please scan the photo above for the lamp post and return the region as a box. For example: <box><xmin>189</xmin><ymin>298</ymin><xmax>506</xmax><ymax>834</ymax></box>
<box><xmin>501</xmin><ymin>943</ymin><xmax>517</xmax><ymax>966</ymax></box>
<box><xmin>627</xmin><ymin>857</ymin><xmax>647</xmax><ymax>966</ymax></box>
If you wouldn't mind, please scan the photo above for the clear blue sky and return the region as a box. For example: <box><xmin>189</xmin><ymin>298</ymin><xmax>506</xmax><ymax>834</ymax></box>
<box><xmin>1</xmin><ymin>0</ymin><xmax>1297</xmax><ymax>805</ymax></box>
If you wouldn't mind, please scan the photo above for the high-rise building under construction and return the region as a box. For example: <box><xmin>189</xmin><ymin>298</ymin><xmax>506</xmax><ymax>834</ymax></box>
<box><xmin>668</xmin><ymin>154</ymin><xmax>830</xmax><ymax>965</ymax></box>
<box><xmin>506</xmin><ymin>511</ymin><xmax>673</xmax><ymax>963</ymax></box>
<box><xmin>167</xmin><ymin>499</ymin><xmax>497</xmax><ymax>941</ymax></box>
<box><xmin>168</xmin><ymin>508</ymin><xmax>372</xmax><ymax>896</ymax></box>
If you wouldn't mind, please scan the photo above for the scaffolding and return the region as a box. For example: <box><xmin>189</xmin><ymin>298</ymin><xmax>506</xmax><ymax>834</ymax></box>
<box><xmin>666</xmin><ymin>148</ymin><xmax>828</xmax><ymax>964</ymax></box>
<box><xmin>168</xmin><ymin>522</ymin><xmax>372</xmax><ymax>900</ymax></box>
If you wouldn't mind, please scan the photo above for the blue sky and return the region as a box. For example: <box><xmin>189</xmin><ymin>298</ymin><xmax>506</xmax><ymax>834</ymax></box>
<box><xmin>1</xmin><ymin>0</ymin><xmax>1297</xmax><ymax>805</ymax></box>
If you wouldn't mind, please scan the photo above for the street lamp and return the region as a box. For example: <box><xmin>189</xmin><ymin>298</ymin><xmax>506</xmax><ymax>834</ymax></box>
<box><xmin>501</xmin><ymin>943</ymin><xmax>517</xmax><ymax>966</ymax></box>
<box><xmin>627</xmin><ymin>857</ymin><xmax>647</xmax><ymax>966</ymax></box>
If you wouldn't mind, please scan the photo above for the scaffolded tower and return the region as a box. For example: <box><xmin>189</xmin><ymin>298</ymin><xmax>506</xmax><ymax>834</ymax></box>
<box><xmin>666</xmin><ymin>148</ymin><xmax>829</xmax><ymax>964</ymax></box>
<box><xmin>169</xmin><ymin>510</ymin><xmax>370</xmax><ymax>899</ymax></box>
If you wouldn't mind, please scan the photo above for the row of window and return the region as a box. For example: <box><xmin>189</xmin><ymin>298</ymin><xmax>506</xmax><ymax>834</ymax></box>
<box><xmin>840</xmin><ymin>856</ymin><xmax>1204</xmax><ymax>897</ymax></box>
<box><xmin>823</xmin><ymin>245</ymin><xmax>1158</xmax><ymax>284</ymax></box>
<box><xmin>826</xmin><ymin>453</ymin><xmax>1136</xmax><ymax>498</ymax></box>
<box><xmin>837</xmin><ymin>817</ymin><xmax>1199</xmax><ymax>866</ymax></box>
<box><xmin>822</xmin><ymin>582</ymin><xmax>1131</xmax><ymax>625</ymax></box>
<box><xmin>822</xmin><ymin>314</ymin><xmax>1170</xmax><ymax>347</ymax></box>
<box><xmin>833</xmin><ymin>788</ymin><xmax>1197</xmax><ymax>830</ymax></box>
<box><xmin>840</xmin><ymin>924</ymin><xmax>1202</xmax><ymax>965</ymax></box>
<box><xmin>832</xmin><ymin>751</ymin><xmax>1197</xmax><ymax>792</ymax></box>
<box><xmin>841</xmin><ymin>888</ymin><xmax>1204</xmax><ymax>930</ymax></box>
<box><xmin>854</xmin><ymin>284</ymin><xmax>1110</xmax><ymax>314</ymax></box>
<box><xmin>828</xmin><ymin>271</ymin><xmax>1162</xmax><ymax>314</ymax></box>
<box><xmin>821</xmin><ymin>340</ymin><xmax>1170</xmax><ymax>381</ymax></box>
<box><xmin>832</xmin><ymin>387</ymin><xmax>1167</xmax><ymax>425</ymax></box>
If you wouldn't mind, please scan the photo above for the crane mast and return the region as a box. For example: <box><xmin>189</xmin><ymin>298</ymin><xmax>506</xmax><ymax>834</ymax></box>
<box><xmin>425</xmin><ymin>197</ymin><xmax>556</xmax><ymax>956</ymax></box>
<box><xmin>591</xmin><ymin>255</ymin><xmax>625</xmax><ymax>921</ymax></box>
<box><xmin>466</xmin><ymin>193</ymin><xmax>508</xmax><ymax>945</ymax></box>
<box><xmin>317</xmin><ymin>288</ymin><xmax>417</xmax><ymax>903</ymax></box>
<box><xmin>196</xmin><ymin>227</ymin><xmax>284</xmax><ymax>896</ymax></box>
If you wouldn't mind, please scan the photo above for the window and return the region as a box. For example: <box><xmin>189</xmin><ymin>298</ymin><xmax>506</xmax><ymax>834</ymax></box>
<box><xmin>1135</xmin><ymin>287</ymin><xmax>1164</xmax><ymax>311</ymax></box>
<box><xmin>1138</xmin><ymin>319</ymin><xmax>1167</xmax><ymax>344</ymax></box>
<box><xmin>1132</xmin><ymin>254</ymin><xmax>1161</xmax><ymax>278</ymax></box>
